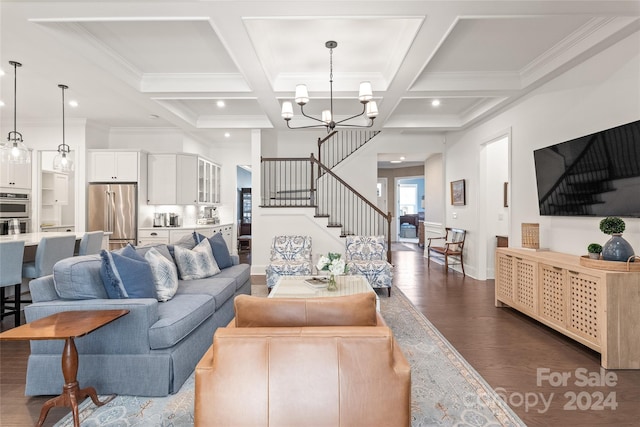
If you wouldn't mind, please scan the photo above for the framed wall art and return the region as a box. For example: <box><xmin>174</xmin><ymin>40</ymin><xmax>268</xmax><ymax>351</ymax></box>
<box><xmin>450</xmin><ymin>179</ymin><xmax>466</xmax><ymax>206</ymax></box>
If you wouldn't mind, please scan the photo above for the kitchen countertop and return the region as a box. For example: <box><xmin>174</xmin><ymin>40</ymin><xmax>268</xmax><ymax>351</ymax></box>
<box><xmin>139</xmin><ymin>223</ymin><xmax>232</xmax><ymax>230</ymax></box>
<box><xmin>0</xmin><ymin>231</ymin><xmax>111</xmax><ymax>246</ymax></box>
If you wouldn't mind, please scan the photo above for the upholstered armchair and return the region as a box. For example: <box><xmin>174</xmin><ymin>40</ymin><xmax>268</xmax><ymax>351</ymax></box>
<box><xmin>264</xmin><ymin>235</ymin><xmax>312</xmax><ymax>289</ymax></box>
<box><xmin>195</xmin><ymin>293</ymin><xmax>411</xmax><ymax>427</ymax></box>
<box><xmin>345</xmin><ymin>235</ymin><xmax>393</xmax><ymax>296</ymax></box>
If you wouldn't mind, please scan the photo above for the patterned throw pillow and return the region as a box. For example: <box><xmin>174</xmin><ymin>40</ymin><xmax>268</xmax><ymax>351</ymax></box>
<box><xmin>99</xmin><ymin>245</ymin><xmax>156</xmax><ymax>299</ymax></box>
<box><xmin>144</xmin><ymin>247</ymin><xmax>179</xmax><ymax>302</ymax></box>
<box><xmin>194</xmin><ymin>232</ymin><xmax>233</xmax><ymax>269</ymax></box>
<box><xmin>173</xmin><ymin>239</ymin><xmax>220</xmax><ymax>280</ymax></box>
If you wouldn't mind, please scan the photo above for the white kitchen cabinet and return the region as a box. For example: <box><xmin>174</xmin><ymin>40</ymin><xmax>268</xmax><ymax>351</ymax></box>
<box><xmin>148</xmin><ymin>154</ymin><xmax>208</xmax><ymax>205</ymax></box>
<box><xmin>138</xmin><ymin>228</ymin><xmax>170</xmax><ymax>246</ymax></box>
<box><xmin>41</xmin><ymin>171</ymin><xmax>68</xmax><ymax>205</ymax></box>
<box><xmin>147</xmin><ymin>154</ymin><xmax>177</xmax><ymax>204</ymax></box>
<box><xmin>177</xmin><ymin>155</ymin><xmax>198</xmax><ymax>205</ymax></box>
<box><xmin>0</xmin><ymin>160</ymin><xmax>31</xmax><ymax>189</ymax></box>
<box><xmin>198</xmin><ymin>158</ymin><xmax>221</xmax><ymax>204</ymax></box>
<box><xmin>90</xmin><ymin>151</ymin><xmax>139</xmax><ymax>182</ymax></box>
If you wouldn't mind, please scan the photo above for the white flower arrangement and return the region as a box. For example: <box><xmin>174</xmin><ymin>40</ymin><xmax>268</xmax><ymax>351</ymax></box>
<box><xmin>316</xmin><ymin>252</ymin><xmax>346</xmax><ymax>276</ymax></box>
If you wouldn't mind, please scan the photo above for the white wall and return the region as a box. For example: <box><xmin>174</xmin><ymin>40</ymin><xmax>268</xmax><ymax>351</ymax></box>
<box><xmin>444</xmin><ymin>31</ymin><xmax>640</xmax><ymax>279</ymax></box>
<box><xmin>424</xmin><ymin>153</ymin><xmax>445</xmax><ymax>240</ymax></box>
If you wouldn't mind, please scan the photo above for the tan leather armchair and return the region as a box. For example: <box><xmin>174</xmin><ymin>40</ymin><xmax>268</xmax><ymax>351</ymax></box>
<box><xmin>195</xmin><ymin>293</ymin><xmax>411</xmax><ymax>427</ymax></box>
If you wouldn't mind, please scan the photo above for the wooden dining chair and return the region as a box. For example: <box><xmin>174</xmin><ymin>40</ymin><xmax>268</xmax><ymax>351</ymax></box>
<box><xmin>427</xmin><ymin>228</ymin><xmax>466</xmax><ymax>276</ymax></box>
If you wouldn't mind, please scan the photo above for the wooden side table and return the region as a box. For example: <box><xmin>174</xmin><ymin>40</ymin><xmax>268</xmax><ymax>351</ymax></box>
<box><xmin>0</xmin><ymin>309</ymin><xmax>129</xmax><ymax>427</ymax></box>
<box><xmin>418</xmin><ymin>221</ymin><xmax>425</xmax><ymax>248</ymax></box>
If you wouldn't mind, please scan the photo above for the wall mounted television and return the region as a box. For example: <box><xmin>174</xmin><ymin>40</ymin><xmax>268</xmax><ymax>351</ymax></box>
<box><xmin>534</xmin><ymin>119</ymin><xmax>640</xmax><ymax>217</ymax></box>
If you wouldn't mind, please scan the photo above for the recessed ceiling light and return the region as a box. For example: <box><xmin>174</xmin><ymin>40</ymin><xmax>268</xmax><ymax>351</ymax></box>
<box><xmin>390</xmin><ymin>160</ymin><xmax>402</xmax><ymax>164</ymax></box>
<box><xmin>0</xmin><ymin>69</ymin><xmax>4</xmax><ymax>76</ymax></box>
<box><xmin>69</xmin><ymin>100</ymin><xmax>79</xmax><ymax>108</ymax></box>
<box><xmin>400</xmin><ymin>156</ymin><xmax>406</xmax><ymax>160</ymax></box>
<box><xmin>217</xmin><ymin>100</ymin><xmax>225</xmax><ymax>108</ymax></box>
<box><xmin>0</xmin><ymin>100</ymin><xmax>4</xmax><ymax>107</ymax></box>
<box><xmin>431</xmin><ymin>99</ymin><xmax>441</xmax><ymax>107</ymax></box>
<box><xmin>224</xmin><ymin>132</ymin><xmax>230</xmax><ymax>138</ymax></box>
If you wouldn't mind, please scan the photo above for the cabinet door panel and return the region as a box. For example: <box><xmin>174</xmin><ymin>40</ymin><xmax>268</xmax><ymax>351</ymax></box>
<box><xmin>177</xmin><ymin>155</ymin><xmax>198</xmax><ymax>204</ymax></box>
<box><xmin>91</xmin><ymin>152</ymin><xmax>116</xmax><ymax>181</ymax></box>
<box><xmin>495</xmin><ymin>253</ymin><xmax>515</xmax><ymax>304</ymax></box>
<box><xmin>567</xmin><ymin>271</ymin><xmax>601</xmax><ymax>347</ymax></box>
<box><xmin>115</xmin><ymin>152</ymin><xmax>139</xmax><ymax>181</ymax></box>
<box><xmin>147</xmin><ymin>154</ymin><xmax>177</xmax><ymax>204</ymax></box>
<box><xmin>514</xmin><ymin>258</ymin><xmax>537</xmax><ymax>315</ymax></box>
<box><xmin>539</xmin><ymin>264</ymin><xmax>567</xmax><ymax>328</ymax></box>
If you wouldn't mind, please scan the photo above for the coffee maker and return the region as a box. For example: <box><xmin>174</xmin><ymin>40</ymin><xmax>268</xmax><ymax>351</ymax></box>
<box><xmin>168</xmin><ymin>213</ymin><xmax>180</xmax><ymax>227</ymax></box>
<box><xmin>153</xmin><ymin>213</ymin><xmax>167</xmax><ymax>227</ymax></box>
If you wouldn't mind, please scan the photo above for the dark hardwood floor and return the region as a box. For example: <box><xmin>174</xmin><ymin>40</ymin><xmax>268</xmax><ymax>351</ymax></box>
<box><xmin>2</xmin><ymin>245</ymin><xmax>639</xmax><ymax>426</ymax></box>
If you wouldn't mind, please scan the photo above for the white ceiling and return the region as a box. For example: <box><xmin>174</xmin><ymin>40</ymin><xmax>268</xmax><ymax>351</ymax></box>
<box><xmin>1</xmin><ymin>1</ymin><xmax>639</xmax><ymax>154</ymax></box>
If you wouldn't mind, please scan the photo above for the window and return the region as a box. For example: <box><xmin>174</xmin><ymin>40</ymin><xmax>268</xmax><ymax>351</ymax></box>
<box><xmin>398</xmin><ymin>184</ymin><xmax>417</xmax><ymax>215</ymax></box>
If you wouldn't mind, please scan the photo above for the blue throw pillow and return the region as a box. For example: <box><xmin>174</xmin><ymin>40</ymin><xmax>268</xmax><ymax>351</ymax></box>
<box><xmin>194</xmin><ymin>232</ymin><xmax>233</xmax><ymax>269</ymax></box>
<box><xmin>100</xmin><ymin>245</ymin><xmax>156</xmax><ymax>299</ymax></box>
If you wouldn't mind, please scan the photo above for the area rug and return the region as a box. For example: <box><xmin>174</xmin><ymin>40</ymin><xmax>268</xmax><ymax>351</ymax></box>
<box><xmin>54</xmin><ymin>286</ymin><xmax>524</xmax><ymax>427</ymax></box>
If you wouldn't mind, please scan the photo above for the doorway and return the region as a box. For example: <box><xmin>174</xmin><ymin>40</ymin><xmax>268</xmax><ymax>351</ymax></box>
<box><xmin>396</xmin><ymin>177</ymin><xmax>424</xmax><ymax>243</ymax></box>
<box><xmin>479</xmin><ymin>135</ymin><xmax>510</xmax><ymax>279</ymax></box>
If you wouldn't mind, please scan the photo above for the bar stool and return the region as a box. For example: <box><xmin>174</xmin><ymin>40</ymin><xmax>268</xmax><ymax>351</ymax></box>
<box><xmin>22</xmin><ymin>235</ymin><xmax>77</xmax><ymax>281</ymax></box>
<box><xmin>78</xmin><ymin>231</ymin><xmax>104</xmax><ymax>255</ymax></box>
<box><xmin>0</xmin><ymin>240</ymin><xmax>26</xmax><ymax>326</ymax></box>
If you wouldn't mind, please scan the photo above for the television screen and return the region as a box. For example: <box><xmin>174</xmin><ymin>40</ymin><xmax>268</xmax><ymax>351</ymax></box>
<box><xmin>534</xmin><ymin>119</ymin><xmax>640</xmax><ymax>217</ymax></box>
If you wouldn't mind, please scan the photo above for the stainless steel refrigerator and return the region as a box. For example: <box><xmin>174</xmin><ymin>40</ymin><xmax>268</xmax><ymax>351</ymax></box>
<box><xmin>88</xmin><ymin>183</ymin><xmax>137</xmax><ymax>250</ymax></box>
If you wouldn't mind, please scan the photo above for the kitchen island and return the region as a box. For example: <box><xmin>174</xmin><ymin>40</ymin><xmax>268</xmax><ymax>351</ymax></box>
<box><xmin>138</xmin><ymin>223</ymin><xmax>234</xmax><ymax>252</ymax></box>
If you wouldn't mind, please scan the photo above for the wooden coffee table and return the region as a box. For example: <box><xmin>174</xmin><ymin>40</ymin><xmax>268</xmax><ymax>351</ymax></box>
<box><xmin>0</xmin><ymin>309</ymin><xmax>129</xmax><ymax>427</ymax></box>
<box><xmin>270</xmin><ymin>275</ymin><xmax>379</xmax><ymax>310</ymax></box>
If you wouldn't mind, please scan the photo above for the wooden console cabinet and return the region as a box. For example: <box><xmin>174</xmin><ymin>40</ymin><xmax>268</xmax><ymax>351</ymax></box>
<box><xmin>495</xmin><ymin>248</ymin><xmax>640</xmax><ymax>369</ymax></box>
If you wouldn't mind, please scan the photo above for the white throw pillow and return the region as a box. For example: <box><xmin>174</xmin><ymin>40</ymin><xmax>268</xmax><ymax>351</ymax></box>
<box><xmin>173</xmin><ymin>239</ymin><xmax>220</xmax><ymax>280</ymax></box>
<box><xmin>144</xmin><ymin>247</ymin><xmax>179</xmax><ymax>302</ymax></box>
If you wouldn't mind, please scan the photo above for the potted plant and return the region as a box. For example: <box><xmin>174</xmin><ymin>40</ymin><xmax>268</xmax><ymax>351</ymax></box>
<box><xmin>587</xmin><ymin>243</ymin><xmax>602</xmax><ymax>259</ymax></box>
<box><xmin>599</xmin><ymin>217</ymin><xmax>635</xmax><ymax>262</ymax></box>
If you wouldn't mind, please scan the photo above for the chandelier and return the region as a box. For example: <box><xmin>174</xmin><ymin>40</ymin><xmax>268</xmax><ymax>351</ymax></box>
<box><xmin>1</xmin><ymin>61</ymin><xmax>30</xmax><ymax>164</ymax></box>
<box><xmin>281</xmin><ymin>41</ymin><xmax>378</xmax><ymax>132</ymax></box>
<box><xmin>53</xmin><ymin>84</ymin><xmax>74</xmax><ymax>172</ymax></box>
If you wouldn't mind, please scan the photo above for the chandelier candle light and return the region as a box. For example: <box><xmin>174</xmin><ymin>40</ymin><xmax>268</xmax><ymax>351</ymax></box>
<box><xmin>53</xmin><ymin>84</ymin><xmax>74</xmax><ymax>172</ymax></box>
<box><xmin>1</xmin><ymin>61</ymin><xmax>30</xmax><ymax>164</ymax></box>
<box><xmin>281</xmin><ymin>41</ymin><xmax>378</xmax><ymax>132</ymax></box>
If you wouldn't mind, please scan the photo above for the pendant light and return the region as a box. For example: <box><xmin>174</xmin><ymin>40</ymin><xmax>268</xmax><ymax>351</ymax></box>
<box><xmin>1</xmin><ymin>61</ymin><xmax>30</xmax><ymax>164</ymax></box>
<box><xmin>53</xmin><ymin>84</ymin><xmax>74</xmax><ymax>172</ymax></box>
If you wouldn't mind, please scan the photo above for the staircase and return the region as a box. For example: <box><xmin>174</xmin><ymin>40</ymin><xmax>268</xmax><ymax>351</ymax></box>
<box><xmin>260</xmin><ymin>130</ymin><xmax>392</xmax><ymax>261</ymax></box>
<box><xmin>539</xmin><ymin>124</ymin><xmax>640</xmax><ymax>215</ymax></box>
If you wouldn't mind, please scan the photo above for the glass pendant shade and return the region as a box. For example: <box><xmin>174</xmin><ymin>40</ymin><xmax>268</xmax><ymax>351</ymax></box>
<box><xmin>1</xmin><ymin>134</ymin><xmax>30</xmax><ymax>164</ymax></box>
<box><xmin>53</xmin><ymin>150</ymin><xmax>74</xmax><ymax>172</ymax></box>
<box><xmin>358</xmin><ymin>81</ymin><xmax>373</xmax><ymax>102</ymax></box>
<box><xmin>281</xmin><ymin>101</ymin><xmax>294</xmax><ymax>119</ymax></box>
<box><xmin>53</xmin><ymin>84</ymin><xmax>73</xmax><ymax>172</ymax></box>
<box><xmin>3</xmin><ymin>61</ymin><xmax>30</xmax><ymax>164</ymax></box>
<box><xmin>294</xmin><ymin>84</ymin><xmax>309</xmax><ymax>105</ymax></box>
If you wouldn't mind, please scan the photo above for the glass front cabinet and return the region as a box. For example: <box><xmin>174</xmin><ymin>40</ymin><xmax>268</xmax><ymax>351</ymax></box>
<box><xmin>198</xmin><ymin>158</ymin><xmax>221</xmax><ymax>204</ymax></box>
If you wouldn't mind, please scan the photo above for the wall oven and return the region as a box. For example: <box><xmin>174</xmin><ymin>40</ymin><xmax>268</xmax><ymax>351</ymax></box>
<box><xmin>0</xmin><ymin>191</ymin><xmax>31</xmax><ymax>219</ymax></box>
<box><xmin>0</xmin><ymin>218</ymin><xmax>30</xmax><ymax>235</ymax></box>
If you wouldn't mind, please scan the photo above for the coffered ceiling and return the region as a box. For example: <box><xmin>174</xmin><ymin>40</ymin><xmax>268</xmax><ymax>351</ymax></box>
<box><xmin>1</xmin><ymin>1</ymin><xmax>639</xmax><ymax>146</ymax></box>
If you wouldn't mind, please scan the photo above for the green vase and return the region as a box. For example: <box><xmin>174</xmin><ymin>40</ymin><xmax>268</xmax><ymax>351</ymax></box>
<box><xmin>327</xmin><ymin>274</ymin><xmax>338</xmax><ymax>291</ymax></box>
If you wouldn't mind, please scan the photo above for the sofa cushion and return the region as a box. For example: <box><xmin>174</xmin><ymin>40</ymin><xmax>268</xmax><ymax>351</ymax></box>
<box><xmin>135</xmin><ymin>244</ymin><xmax>173</xmax><ymax>263</ymax></box>
<box><xmin>100</xmin><ymin>245</ymin><xmax>156</xmax><ymax>299</ymax></box>
<box><xmin>174</xmin><ymin>239</ymin><xmax>220</xmax><ymax>280</ymax></box>
<box><xmin>145</xmin><ymin>247</ymin><xmax>179</xmax><ymax>302</ymax></box>
<box><xmin>149</xmin><ymin>293</ymin><xmax>215</xmax><ymax>349</ymax></box>
<box><xmin>213</xmin><ymin>263</ymin><xmax>251</xmax><ymax>291</ymax></box>
<box><xmin>234</xmin><ymin>293</ymin><xmax>378</xmax><ymax>327</ymax></box>
<box><xmin>175</xmin><ymin>276</ymin><xmax>236</xmax><ymax>310</ymax></box>
<box><xmin>195</xmin><ymin>232</ymin><xmax>233</xmax><ymax>269</ymax></box>
<box><xmin>53</xmin><ymin>255</ymin><xmax>108</xmax><ymax>300</ymax></box>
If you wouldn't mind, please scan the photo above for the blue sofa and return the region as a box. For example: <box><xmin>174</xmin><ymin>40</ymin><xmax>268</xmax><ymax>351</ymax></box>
<box><xmin>24</xmin><ymin>244</ymin><xmax>250</xmax><ymax>397</ymax></box>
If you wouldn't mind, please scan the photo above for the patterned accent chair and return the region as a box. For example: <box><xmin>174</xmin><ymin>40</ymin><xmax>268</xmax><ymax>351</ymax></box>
<box><xmin>265</xmin><ymin>235</ymin><xmax>313</xmax><ymax>289</ymax></box>
<box><xmin>345</xmin><ymin>235</ymin><xmax>393</xmax><ymax>296</ymax></box>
